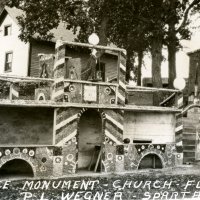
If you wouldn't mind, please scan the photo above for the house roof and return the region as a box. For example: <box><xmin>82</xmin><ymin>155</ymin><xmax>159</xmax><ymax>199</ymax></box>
<box><xmin>0</xmin><ymin>6</ymin><xmax>118</xmax><ymax>56</ymax></box>
<box><xmin>0</xmin><ymin>6</ymin><xmax>78</xmax><ymax>43</ymax></box>
<box><xmin>3</xmin><ymin>6</ymin><xmax>24</xmax><ymax>25</ymax></box>
<box><xmin>187</xmin><ymin>49</ymin><xmax>200</xmax><ymax>56</ymax></box>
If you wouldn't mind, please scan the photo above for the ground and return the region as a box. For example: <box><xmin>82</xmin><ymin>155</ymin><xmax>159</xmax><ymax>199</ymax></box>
<box><xmin>1</xmin><ymin>165</ymin><xmax>200</xmax><ymax>200</ymax></box>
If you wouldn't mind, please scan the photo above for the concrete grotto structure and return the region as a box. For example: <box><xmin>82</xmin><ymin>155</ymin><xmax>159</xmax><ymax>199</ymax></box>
<box><xmin>0</xmin><ymin>41</ymin><xmax>183</xmax><ymax>178</ymax></box>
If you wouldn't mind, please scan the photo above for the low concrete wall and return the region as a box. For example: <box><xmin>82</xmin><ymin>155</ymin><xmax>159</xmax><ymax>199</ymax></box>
<box><xmin>0</xmin><ymin>107</ymin><xmax>53</xmax><ymax>145</ymax></box>
<box><xmin>124</xmin><ymin>112</ymin><xmax>176</xmax><ymax>143</ymax></box>
<box><xmin>0</xmin><ymin>143</ymin><xmax>181</xmax><ymax>178</ymax></box>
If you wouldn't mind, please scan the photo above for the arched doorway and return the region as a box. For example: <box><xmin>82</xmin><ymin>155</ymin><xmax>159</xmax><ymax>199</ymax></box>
<box><xmin>0</xmin><ymin>159</ymin><xmax>34</xmax><ymax>178</ymax></box>
<box><xmin>78</xmin><ymin>109</ymin><xmax>103</xmax><ymax>172</ymax></box>
<box><xmin>138</xmin><ymin>154</ymin><xmax>163</xmax><ymax>169</ymax></box>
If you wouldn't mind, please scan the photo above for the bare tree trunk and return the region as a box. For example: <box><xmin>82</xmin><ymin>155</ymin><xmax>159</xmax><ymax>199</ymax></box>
<box><xmin>151</xmin><ymin>38</ymin><xmax>163</xmax><ymax>88</ymax></box>
<box><xmin>168</xmin><ymin>42</ymin><xmax>176</xmax><ymax>89</ymax></box>
<box><xmin>168</xmin><ymin>23</ymin><xmax>177</xmax><ymax>89</ymax></box>
<box><xmin>125</xmin><ymin>48</ymin><xmax>134</xmax><ymax>82</ymax></box>
<box><xmin>137</xmin><ymin>50</ymin><xmax>143</xmax><ymax>86</ymax></box>
<box><xmin>151</xmin><ymin>38</ymin><xmax>163</xmax><ymax>105</ymax></box>
<box><xmin>99</xmin><ymin>17</ymin><xmax>109</xmax><ymax>46</ymax></box>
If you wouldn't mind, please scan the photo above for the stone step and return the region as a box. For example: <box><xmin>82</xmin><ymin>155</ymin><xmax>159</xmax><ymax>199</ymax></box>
<box><xmin>183</xmin><ymin>149</ymin><xmax>195</xmax><ymax>153</ymax></box>
<box><xmin>183</xmin><ymin>157</ymin><xmax>195</xmax><ymax>164</ymax></box>
<box><xmin>183</xmin><ymin>151</ymin><xmax>195</xmax><ymax>157</ymax></box>
<box><xmin>183</xmin><ymin>117</ymin><xmax>200</xmax><ymax>122</ymax></box>
<box><xmin>182</xmin><ymin>140</ymin><xmax>196</xmax><ymax>144</ymax></box>
<box><xmin>183</xmin><ymin>139</ymin><xmax>196</xmax><ymax>145</ymax></box>
<box><xmin>183</xmin><ymin>126</ymin><xmax>197</xmax><ymax>131</ymax></box>
<box><xmin>182</xmin><ymin>118</ymin><xmax>199</xmax><ymax>123</ymax></box>
<box><xmin>183</xmin><ymin>146</ymin><xmax>196</xmax><ymax>151</ymax></box>
<box><xmin>183</xmin><ymin>144</ymin><xmax>195</xmax><ymax>148</ymax></box>
<box><xmin>182</xmin><ymin>134</ymin><xmax>196</xmax><ymax>140</ymax></box>
<box><xmin>183</xmin><ymin>133</ymin><xmax>196</xmax><ymax>137</ymax></box>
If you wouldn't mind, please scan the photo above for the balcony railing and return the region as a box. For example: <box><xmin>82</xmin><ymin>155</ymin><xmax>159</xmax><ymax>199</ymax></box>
<box><xmin>62</xmin><ymin>79</ymin><xmax>118</xmax><ymax>104</ymax></box>
<box><xmin>126</xmin><ymin>85</ymin><xmax>182</xmax><ymax>108</ymax></box>
<box><xmin>0</xmin><ymin>75</ymin><xmax>118</xmax><ymax>105</ymax></box>
<box><xmin>0</xmin><ymin>75</ymin><xmax>183</xmax><ymax>109</ymax></box>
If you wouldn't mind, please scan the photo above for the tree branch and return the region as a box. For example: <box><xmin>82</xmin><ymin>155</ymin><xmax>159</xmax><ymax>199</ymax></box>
<box><xmin>176</xmin><ymin>0</ymin><xmax>200</xmax><ymax>32</ymax></box>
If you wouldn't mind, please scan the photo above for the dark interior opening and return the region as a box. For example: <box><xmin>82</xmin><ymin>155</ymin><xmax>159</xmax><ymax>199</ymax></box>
<box><xmin>78</xmin><ymin>109</ymin><xmax>102</xmax><ymax>172</ymax></box>
<box><xmin>0</xmin><ymin>159</ymin><xmax>34</xmax><ymax>178</ymax></box>
<box><xmin>138</xmin><ymin>154</ymin><xmax>162</xmax><ymax>169</ymax></box>
<box><xmin>133</xmin><ymin>139</ymin><xmax>152</xmax><ymax>144</ymax></box>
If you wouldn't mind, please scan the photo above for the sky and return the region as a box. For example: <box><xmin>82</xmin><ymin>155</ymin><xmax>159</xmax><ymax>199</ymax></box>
<box><xmin>141</xmin><ymin>14</ymin><xmax>200</xmax><ymax>79</ymax></box>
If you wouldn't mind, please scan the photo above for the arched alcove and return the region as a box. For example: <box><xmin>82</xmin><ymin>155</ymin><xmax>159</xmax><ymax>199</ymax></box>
<box><xmin>78</xmin><ymin>109</ymin><xmax>103</xmax><ymax>171</ymax></box>
<box><xmin>138</xmin><ymin>154</ymin><xmax>163</xmax><ymax>169</ymax></box>
<box><xmin>0</xmin><ymin>159</ymin><xmax>34</xmax><ymax>178</ymax></box>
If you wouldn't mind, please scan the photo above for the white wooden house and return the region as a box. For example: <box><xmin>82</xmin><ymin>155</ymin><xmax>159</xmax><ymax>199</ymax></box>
<box><xmin>0</xmin><ymin>6</ymin><xmax>78</xmax><ymax>77</ymax></box>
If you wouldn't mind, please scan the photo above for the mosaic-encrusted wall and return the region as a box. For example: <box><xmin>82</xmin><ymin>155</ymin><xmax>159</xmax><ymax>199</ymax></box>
<box><xmin>54</xmin><ymin>107</ymin><xmax>124</xmax><ymax>174</ymax></box>
<box><xmin>0</xmin><ymin>143</ymin><xmax>180</xmax><ymax>178</ymax></box>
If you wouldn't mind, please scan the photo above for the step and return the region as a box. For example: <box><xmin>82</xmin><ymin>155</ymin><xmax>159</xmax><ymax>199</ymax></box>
<box><xmin>182</xmin><ymin>134</ymin><xmax>196</xmax><ymax>140</ymax></box>
<box><xmin>183</xmin><ymin>150</ymin><xmax>195</xmax><ymax>153</ymax></box>
<box><xmin>184</xmin><ymin>117</ymin><xmax>200</xmax><ymax>122</ymax></box>
<box><xmin>183</xmin><ymin>144</ymin><xmax>196</xmax><ymax>147</ymax></box>
<box><xmin>183</xmin><ymin>157</ymin><xmax>195</xmax><ymax>164</ymax></box>
<box><xmin>183</xmin><ymin>116</ymin><xmax>199</xmax><ymax>120</ymax></box>
<box><xmin>183</xmin><ymin>146</ymin><xmax>196</xmax><ymax>151</ymax></box>
<box><xmin>182</xmin><ymin>117</ymin><xmax>199</xmax><ymax>121</ymax></box>
<box><xmin>183</xmin><ymin>132</ymin><xmax>196</xmax><ymax>135</ymax></box>
<box><xmin>183</xmin><ymin>141</ymin><xmax>196</xmax><ymax>145</ymax></box>
<box><xmin>183</xmin><ymin>152</ymin><xmax>195</xmax><ymax>157</ymax></box>
<box><xmin>183</xmin><ymin>127</ymin><xmax>196</xmax><ymax>132</ymax></box>
<box><xmin>183</xmin><ymin>139</ymin><xmax>196</xmax><ymax>145</ymax></box>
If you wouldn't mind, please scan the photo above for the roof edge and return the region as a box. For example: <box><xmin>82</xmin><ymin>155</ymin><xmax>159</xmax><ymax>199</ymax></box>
<box><xmin>187</xmin><ymin>49</ymin><xmax>200</xmax><ymax>56</ymax></box>
<box><xmin>0</xmin><ymin>7</ymin><xmax>7</xmax><ymax>26</ymax></box>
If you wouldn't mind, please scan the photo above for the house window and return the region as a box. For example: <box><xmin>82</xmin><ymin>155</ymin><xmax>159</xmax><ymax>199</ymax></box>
<box><xmin>5</xmin><ymin>52</ymin><xmax>13</xmax><ymax>72</ymax></box>
<box><xmin>4</xmin><ymin>25</ymin><xmax>12</xmax><ymax>36</ymax></box>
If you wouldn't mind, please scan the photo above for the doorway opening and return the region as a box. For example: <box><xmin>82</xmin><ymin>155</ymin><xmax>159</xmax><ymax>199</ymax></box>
<box><xmin>0</xmin><ymin>159</ymin><xmax>34</xmax><ymax>178</ymax></box>
<box><xmin>138</xmin><ymin>154</ymin><xmax>163</xmax><ymax>169</ymax></box>
<box><xmin>78</xmin><ymin>109</ymin><xmax>103</xmax><ymax>173</ymax></box>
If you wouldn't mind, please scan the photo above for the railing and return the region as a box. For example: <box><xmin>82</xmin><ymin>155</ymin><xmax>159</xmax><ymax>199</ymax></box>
<box><xmin>0</xmin><ymin>75</ymin><xmax>183</xmax><ymax>108</ymax></box>
<box><xmin>126</xmin><ymin>85</ymin><xmax>181</xmax><ymax>108</ymax></box>
<box><xmin>0</xmin><ymin>76</ymin><xmax>118</xmax><ymax>105</ymax></box>
<box><xmin>0</xmin><ymin>76</ymin><xmax>52</xmax><ymax>101</ymax></box>
<box><xmin>62</xmin><ymin>79</ymin><xmax>118</xmax><ymax>104</ymax></box>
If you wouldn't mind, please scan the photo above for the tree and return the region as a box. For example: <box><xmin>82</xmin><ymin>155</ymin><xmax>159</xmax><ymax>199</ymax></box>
<box><xmin>92</xmin><ymin>0</ymin><xmax>149</xmax><ymax>85</ymax></box>
<box><xmin>8</xmin><ymin>0</ymin><xmax>148</xmax><ymax>83</ymax></box>
<box><xmin>164</xmin><ymin>0</ymin><xmax>200</xmax><ymax>88</ymax></box>
<box><xmin>107</xmin><ymin>0</ymin><xmax>149</xmax><ymax>84</ymax></box>
<box><xmin>0</xmin><ymin>0</ymin><xmax>8</xmax><ymax>12</ymax></box>
<box><xmin>6</xmin><ymin>0</ymin><xmax>200</xmax><ymax>88</ymax></box>
<box><xmin>7</xmin><ymin>0</ymin><xmax>117</xmax><ymax>81</ymax></box>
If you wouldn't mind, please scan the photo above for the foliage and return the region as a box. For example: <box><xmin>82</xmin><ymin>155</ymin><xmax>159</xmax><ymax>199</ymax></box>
<box><xmin>3</xmin><ymin>0</ymin><xmax>200</xmax><ymax>86</ymax></box>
